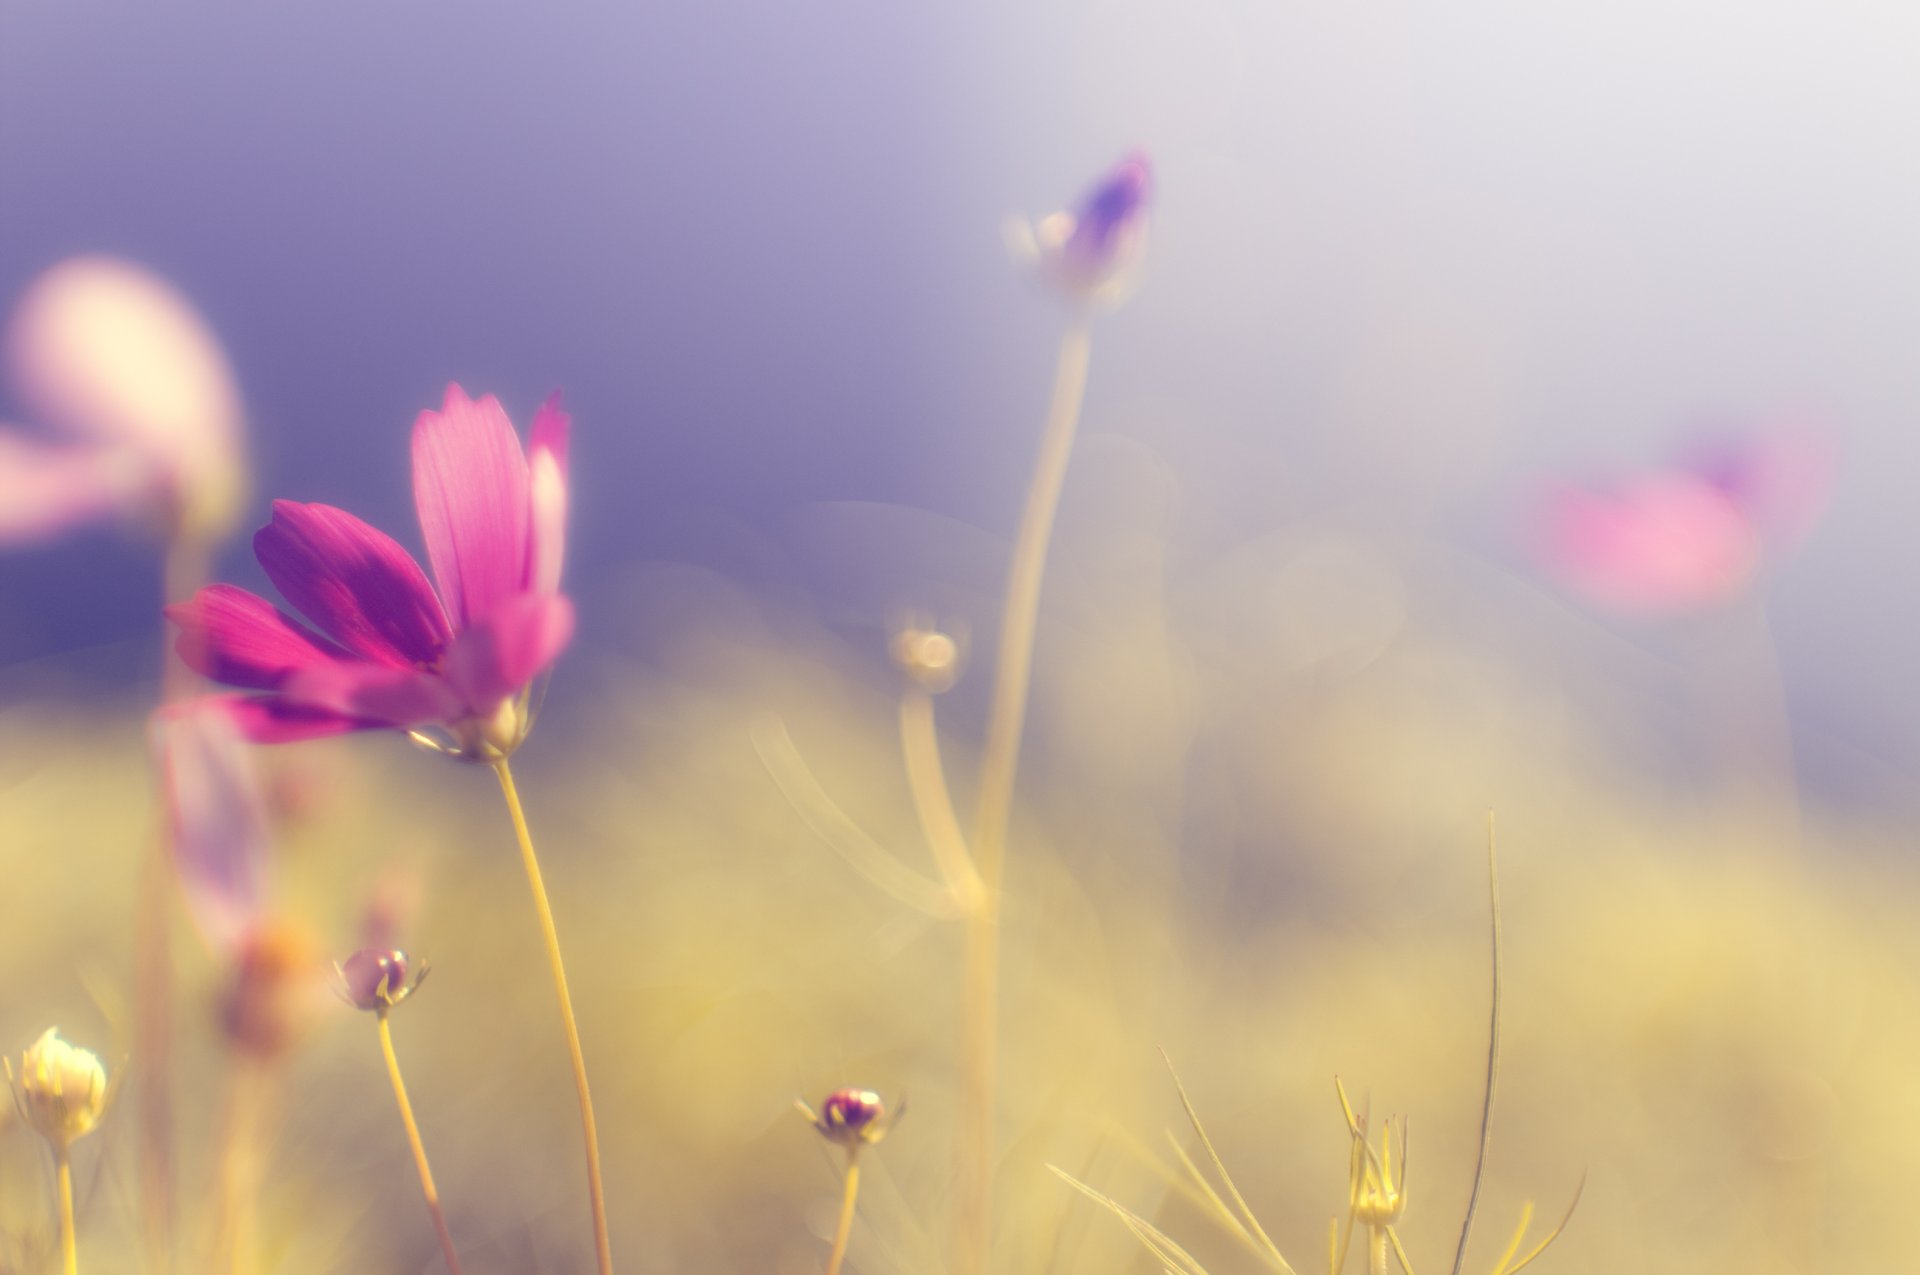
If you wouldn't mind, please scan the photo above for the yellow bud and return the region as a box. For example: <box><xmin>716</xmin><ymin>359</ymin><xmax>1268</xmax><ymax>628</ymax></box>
<box><xmin>8</xmin><ymin>1029</ymin><xmax>108</xmax><ymax>1147</ymax></box>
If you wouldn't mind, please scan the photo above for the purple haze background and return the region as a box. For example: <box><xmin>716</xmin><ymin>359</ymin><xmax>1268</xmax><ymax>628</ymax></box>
<box><xmin>7</xmin><ymin>1</ymin><xmax>1920</xmax><ymax>802</ymax></box>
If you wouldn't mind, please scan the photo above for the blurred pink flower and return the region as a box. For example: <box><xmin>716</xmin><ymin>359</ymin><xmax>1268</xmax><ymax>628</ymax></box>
<box><xmin>156</xmin><ymin>701</ymin><xmax>270</xmax><ymax>957</ymax></box>
<box><xmin>1536</xmin><ymin>427</ymin><xmax>1833</xmax><ymax>615</ymax></box>
<box><xmin>1007</xmin><ymin>151</ymin><xmax>1153</xmax><ymax>308</ymax></box>
<box><xmin>0</xmin><ymin>257</ymin><xmax>246</xmax><ymax>544</ymax></box>
<box><xmin>168</xmin><ymin>385</ymin><xmax>573</xmax><ymax>755</ymax></box>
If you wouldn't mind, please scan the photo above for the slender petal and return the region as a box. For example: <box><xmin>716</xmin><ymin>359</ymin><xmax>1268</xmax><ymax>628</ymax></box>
<box><xmin>156</xmin><ymin>704</ymin><xmax>269</xmax><ymax>956</ymax></box>
<box><xmin>0</xmin><ymin>430</ymin><xmax>151</xmax><ymax>545</ymax></box>
<box><xmin>442</xmin><ymin>593</ymin><xmax>576</xmax><ymax>711</ymax></box>
<box><xmin>254</xmin><ymin>500</ymin><xmax>450</xmax><ymax>667</ymax></box>
<box><xmin>283</xmin><ymin>661</ymin><xmax>464</xmax><ymax>728</ymax></box>
<box><xmin>412</xmin><ymin>385</ymin><xmax>530</xmax><ymax>628</ymax></box>
<box><xmin>216</xmin><ymin>694</ymin><xmax>374</xmax><ymax>743</ymax></box>
<box><xmin>167</xmin><ymin>585</ymin><xmax>354</xmax><ymax>690</ymax></box>
<box><xmin>527</xmin><ymin>393</ymin><xmax>570</xmax><ymax>596</ymax></box>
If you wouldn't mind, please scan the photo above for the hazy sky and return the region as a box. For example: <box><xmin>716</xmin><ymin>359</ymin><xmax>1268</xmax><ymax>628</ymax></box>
<box><xmin>7</xmin><ymin>1</ymin><xmax>1920</xmax><ymax>792</ymax></box>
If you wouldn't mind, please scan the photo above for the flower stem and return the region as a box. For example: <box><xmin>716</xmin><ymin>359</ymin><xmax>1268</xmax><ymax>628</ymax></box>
<box><xmin>957</xmin><ymin>320</ymin><xmax>1093</xmax><ymax>1275</ymax></box>
<box><xmin>1368</xmin><ymin>1226</ymin><xmax>1388</xmax><ymax>1275</ymax></box>
<box><xmin>825</xmin><ymin>1154</ymin><xmax>861</xmax><ymax>1275</ymax></box>
<box><xmin>138</xmin><ymin>534</ymin><xmax>209</xmax><ymax>1275</ymax></box>
<box><xmin>376</xmin><ymin>1009</ymin><xmax>463</xmax><ymax>1274</ymax></box>
<box><xmin>56</xmin><ymin>1144</ymin><xmax>77</xmax><ymax>1275</ymax></box>
<box><xmin>492</xmin><ymin>758</ymin><xmax>612</xmax><ymax>1275</ymax></box>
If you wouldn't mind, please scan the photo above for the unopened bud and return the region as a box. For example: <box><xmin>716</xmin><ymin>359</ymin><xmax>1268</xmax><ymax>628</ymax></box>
<box><xmin>339</xmin><ymin>947</ymin><xmax>423</xmax><ymax>1012</ymax></box>
<box><xmin>7</xmin><ymin>1029</ymin><xmax>108</xmax><ymax>1148</ymax></box>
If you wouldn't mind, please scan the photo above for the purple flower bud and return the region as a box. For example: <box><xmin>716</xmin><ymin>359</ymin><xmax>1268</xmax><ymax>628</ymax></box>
<box><xmin>812</xmin><ymin>1087</ymin><xmax>891</xmax><ymax>1147</ymax></box>
<box><xmin>1017</xmin><ymin>151</ymin><xmax>1153</xmax><ymax>307</ymax></box>
<box><xmin>340</xmin><ymin>947</ymin><xmax>413</xmax><ymax>1012</ymax></box>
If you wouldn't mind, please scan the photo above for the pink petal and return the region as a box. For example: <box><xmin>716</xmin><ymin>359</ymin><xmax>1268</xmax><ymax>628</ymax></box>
<box><xmin>527</xmin><ymin>392</ymin><xmax>570</xmax><ymax>595</ymax></box>
<box><xmin>1538</xmin><ymin>476</ymin><xmax>1759</xmax><ymax>614</ymax></box>
<box><xmin>412</xmin><ymin>385</ymin><xmax>531</xmax><ymax>629</ymax></box>
<box><xmin>217</xmin><ymin>695</ymin><xmax>377</xmax><ymax>743</ymax></box>
<box><xmin>167</xmin><ymin>585</ymin><xmax>354</xmax><ymax>690</ymax></box>
<box><xmin>155</xmin><ymin>703</ymin><xmax>269</xmax><ymax>956</ymax></box>
<box><xmin>282</xmin><ymin>662</ymin><xmax>464</xmax><ymax>729</ymax></box>
<box><xmin>443</xmin><ymin>592</ymin><xmax>576</xmax><ymax>710</ymax></box>
<box><xmin>0</xmin><ymin>429</ymin><xmax>154</xmax><ymax>544</ymax></box>
<box><xmin>4</xmin><ymin>257</ymin><xmax>244</xmax><ymax>504</ymax></box>
<box><xmin>254</xmin><ymin>500</ymin><xmax>450</xmax><ymax>667</ymax></box>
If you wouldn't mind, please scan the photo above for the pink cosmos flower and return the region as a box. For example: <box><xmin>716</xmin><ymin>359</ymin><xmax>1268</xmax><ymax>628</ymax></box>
<box><xmin>1536</xmin><ymin>427</ymin><xmax>1832</xmax><ymax>615</ymax></box>
<box><xmin>168</xmin><ymin>385</ymin><xmax>574</xmax><ymax>755</ymax></box>
<box><xmin>1</xmin><ymin>257</ymin><xmax>246</xmax><ymax>544</ymax></box>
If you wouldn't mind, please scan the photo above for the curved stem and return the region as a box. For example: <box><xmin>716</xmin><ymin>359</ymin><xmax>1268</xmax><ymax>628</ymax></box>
<box><xmin>1450</xmin><ymin>815</ymin><xmax>1503</xmax><ymax>1275</ymax></box>
<box><xmin>56</xmin><ymin>1144</ymin><xmax>77</xmax><ymax>1275</ymax></box>
<box><xmin>377</xmin><ymin>1010</ymin><xmax>463</xmax><ymax>1274</ymax></box>
<box><xmin>492</xmin><ymin>759</ymin><xmax>613</xmax><ymax>1275</ymax></box>
<box><xmin>898</xmin><ymin>691</ymin><xmax>982</xmax><ymax>910</ymax></box>
<box><xmin>825</xmin><ymin>1154</ymin><xmax>862</xmax><ymax>1275</ymax></box>
<box><xmin>957</xmin><ymin>320</ymin><xmax>1093</xmax><ymax>1275</ymax></box>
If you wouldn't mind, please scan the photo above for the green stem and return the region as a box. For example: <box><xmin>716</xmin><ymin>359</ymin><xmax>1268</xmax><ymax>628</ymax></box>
<box><xmin>824</xmin><ymin>1154</ymin><xmax>861</xmax><ymax>1275</ymax></box>
<box><xmin>56</xmin><ymin>1144</ymin><xmax>77</xmax><ymax>1275</ymax></box>
<box><xmin>957</xmin><ymin>320</ymin><xmax>1092</xmax><ymax>1275</ymax></box>
<box><xmin>493</xmin><ymin>759</ymin><xmax>612</xmax><ymax>1275</ymax></box>
<box><xmin>377</xmin><ymin>1011</ymin><xmax>463</xmax><ymax>1274</ymax></box>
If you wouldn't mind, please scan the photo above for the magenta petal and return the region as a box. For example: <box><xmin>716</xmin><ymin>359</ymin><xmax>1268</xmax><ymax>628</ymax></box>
<box><xmin>156</xmin><ymin>703</ymin><xmax>269</xmax><ymax>955</ymax></box>
<box><xmin>167</xmin><ymin>585</ymin><xmax>354</xmax><ymax>690</ymax></box>
<box><xmin>527</xmin><ymin>392</ymin><xmax>570</xmax><ymax>595</ymax></box>
<box><xmin>412</xmin><ymin>385</ymin><xmax>531</xmax><ymax>628</ymax></box>
<box><xmin>443</xmin><ymin>592</ymin><xmax>576</xmax><ymax>709</ymax></box>
<box><xmin>283</xmin><ymin>661</ymin><xmax>463</xmax><ymax>728</ymax></box>
<box><xmin>0</xmin><ymin>430</ymin><xmax>152</xmax><ymax>545</ymax></box>
<box><xmin>254</xmin><ymin>500</ymin><xmax>450</xmax><ymax>667</ymax></box>
<box><xmin>217</xmin><ymin>695</ymin><xmax>376</xmax><ymax>743</ymax></box>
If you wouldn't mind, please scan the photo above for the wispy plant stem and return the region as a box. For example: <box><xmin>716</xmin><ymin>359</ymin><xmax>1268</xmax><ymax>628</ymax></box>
<box><xmin>492</xmin><ymin>758</ymin><xmax>613</xmax><ymax>1275</ymax></box>
<box><xmin>137</xmin><ymin>534</ymin><xmax>211</xmax><ymax>1275</ymax></box>
<box><xmin>1450</xmin><ymin>813</ymin><xmax>1503</xmax><ymax>1275</ymax></box>
<box><xmin>958</xmin><ymin>319</ymin><xmax>1093</xmax><ymax>1275</ymax></box>
<box><xmin>825</xmin><ymin>1153</ymin><xmax>862</xmax><ymax>1275</ymax></box>
<box><xmin>55</xmin><ymin>1144</ymin><xmax>77</xmax><ymax>1275</ymax></box>
<box><xmin>376</xmin><ymin>1009</ymin><xmax>463</xmax><ymax>1274</ymax></box>
<box><xmin>1367</xmin><ymin>1227</ymin><xmax>1389</xmax><ymax>1275</ymax></box>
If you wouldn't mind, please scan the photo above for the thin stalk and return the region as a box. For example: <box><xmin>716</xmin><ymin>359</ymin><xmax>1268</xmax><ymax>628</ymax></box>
<box><xmin>56</xmin><ymin>1144</ymin><xmax>77</xmax><ymax>1275</ymax></box>
<box><xmin>214</xmin><ymin>1061</ymin><xmax>265</xmax><ymax>1275</ymax></box>
<box><xmin>1450</xmin><ymin>814</ymin><xmax>1503</xmax><ymax>1275</ymax></box>
<box><xmin>492</xmin><ymin>759</ymin><xmax>612</xmax><ymax>1275</ymax></box>
<box><xmin>376</xmin><ymin>1010</ymin><xmax>463</xmax><ymax>1274</ymax></box>
<box><xmin>957</xmin><ymin>320</ymin><xmax>1093</xmax><ymax>1275</ymax></box>
<box><xmin>138</xmin><ymin>535</ymin><xmax>209</xmax><ymax>1275</ymax></box>
<box><xmin>1368</xmin><ymin>1227</ymin><xmax>1388</xmax><ymax>1275</ymax></box>
<box><xmin>897</xmin><ymin>691</ymin><xmax>982</xmax><ymax>910</ymax></box>
<box><xmin>825</xmin><ymin>1154</ymin><xmax>862</xmax><ymax>1275</ymax></box>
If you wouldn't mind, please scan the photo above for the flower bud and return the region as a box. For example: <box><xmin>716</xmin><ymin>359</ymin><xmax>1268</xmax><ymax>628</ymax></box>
<box><xmin>1011</xmin><ymin>151</ymin><xmax>1153</xmax><ymax>309</ymax></box>
<box><xmin>7</xmin><ymin>1029</ymin><xmax>108</xmax><ymax>1148</ymax></box>
<box><xmin>799</xmin><ymin>1087</ymin><xmax>898</xmax><ymax>1149</ymax></box>
<box><xmin>219</xmin><ymin>920</ymin><xmax>323</xmax><ymax>1060</ymax></box>
<box><xmin>890</xmin><ymin>625</ymin><xmax>963</xmax><ymax>693</ymax></box>
<box><xmin>338</xmin><ymin>947</ymin><xmax>422</xmax><ymax>1011</ymax></box>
